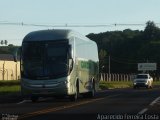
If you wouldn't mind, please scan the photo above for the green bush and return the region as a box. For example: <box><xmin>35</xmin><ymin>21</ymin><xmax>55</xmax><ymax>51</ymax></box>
<box><xmin>99</xmin><ymin>81</ymin><xmax>133</xmax><ymax>90</ymax></box>
<box><xmin>99</xmin><ymin>80</ymin><xmax>160</xmax><ymax>90</ymax></box>
<box><xmin>0</xmin><ymin>85</ymin><xmax>20</xmax><ymax>94</ymax></box>
<box><xmin>0</xmin><ymin>80</ymin><xmax>20</xmax><ymax>86</ymax></box>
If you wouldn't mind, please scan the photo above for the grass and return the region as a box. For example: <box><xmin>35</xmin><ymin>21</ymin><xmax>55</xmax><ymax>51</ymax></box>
<box><xmin>0</xmin><ymin>80</ymin><xmax>20</xmax><ymax>95</ymax></box>
<box><xmin>153</xmin><ymin>81</ymin><xmax>160</xmax><ymax>86</ymax></box>
<box><xmin>99</xmin><ymin>81</ymin><xmax>132</xmax><ymax>90</ymax></box>
<box><xmin>0</xmin><ymin>80</ymin><xmax>20</xmax><ymax>86</ymax></box>
<box><xmin>0</xmin><ymin>80</ymin><xmax>160</xmax><ymax>94</ymax></box>
<box><xmin>99</xmin><ymin>80</ymin><xmax>160</xmax><ymax>90</ymax></box>
<box><xmin>0</xmin><ymin>85</ymin><xmax>20</xmax><ymax>94</ymax></box>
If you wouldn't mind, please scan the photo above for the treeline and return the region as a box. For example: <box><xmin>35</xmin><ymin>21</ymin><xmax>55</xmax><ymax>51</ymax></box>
<box><xmin>1</xmin><ymin>21</ymin><xmax>160</xmax><ymax>75</ymax></box>
<box><xmin>87</xmin><ymin>21</ymin><xmax>160</xmax><ymax>74</ymax></box>
<box><xmin>0</xmin><ymin>44</ymin><xmax>19</xmax><ymax>54</ymax></box>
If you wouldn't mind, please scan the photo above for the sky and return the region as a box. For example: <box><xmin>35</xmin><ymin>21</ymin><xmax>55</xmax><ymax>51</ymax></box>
<box><xmin>0</xmin><ymin>0</ymin><xmax>160</xmax><ymax>45</ymax></box>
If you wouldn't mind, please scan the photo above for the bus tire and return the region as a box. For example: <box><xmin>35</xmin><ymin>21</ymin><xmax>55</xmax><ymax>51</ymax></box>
<box><xmin>83</xmin><ymin>80</ymin><xmax>95</xmax><ymax>98</ymax></box>
<box><xmin>88</xmin><ymin>80</ymin><xmax>95</xmax><ymax>98</ymax></box>
<box><xmin>31</xmin><ymin>96</ymin><xmax>39</xmax><ymax>102</ymax></box>
<box><xmin>69</xmin><ymin>81</ymin><xmax>79</xmax><ymax>101</ymax></box>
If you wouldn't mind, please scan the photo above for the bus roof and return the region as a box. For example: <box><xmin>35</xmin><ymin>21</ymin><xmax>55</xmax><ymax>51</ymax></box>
<box><xmin>23</xmin><ymin>29</ymin><xmax>91</xmax><ymax>42</ymax></box>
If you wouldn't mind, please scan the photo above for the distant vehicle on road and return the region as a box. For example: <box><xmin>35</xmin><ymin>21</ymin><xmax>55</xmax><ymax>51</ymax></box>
<box><xmin>133</xmin><ymin>74</ymin><xmax>153</xmax><ymax>89</ymax></box>
<box><xmin>14</xmin><ymin>29</ymin><xmax>99</xmax><ymax>102</ymax></box>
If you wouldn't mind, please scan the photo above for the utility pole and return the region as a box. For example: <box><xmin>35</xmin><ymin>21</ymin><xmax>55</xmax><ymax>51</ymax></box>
<box><xmin>109</xmin><ymin>55</ymin><xmax>111</xmax><ymax>81</ymax></box>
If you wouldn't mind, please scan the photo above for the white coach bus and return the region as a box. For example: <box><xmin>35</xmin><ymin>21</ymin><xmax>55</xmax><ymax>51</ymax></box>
<box><xmin>15</xmin><ymin>29</ymin><xmax>99</xmax><ymax>102</ymax></box>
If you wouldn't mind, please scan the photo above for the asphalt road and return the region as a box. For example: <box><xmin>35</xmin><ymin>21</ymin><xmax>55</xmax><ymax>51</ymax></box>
<box><xmin>0</xmin><ymin>87</ymin><xmax>160</xmax><ymax>120</ymax></box>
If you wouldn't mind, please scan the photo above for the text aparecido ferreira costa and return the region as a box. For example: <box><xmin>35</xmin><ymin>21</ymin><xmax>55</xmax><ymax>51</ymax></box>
<box><xmin>97</xmin><ymin>114</ymin><xmax>159</xmax><ymax>120</ymax></box>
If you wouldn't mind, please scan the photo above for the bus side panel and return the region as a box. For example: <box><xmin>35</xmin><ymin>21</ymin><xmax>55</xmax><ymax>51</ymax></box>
<box><xmin>74</xmin><ymin>37</ymin><xmax>99</xmax><ymax>94</ymax></box>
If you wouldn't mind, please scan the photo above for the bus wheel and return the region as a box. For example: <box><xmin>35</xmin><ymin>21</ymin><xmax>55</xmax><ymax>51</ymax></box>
<box><xmin>83</xmin><ymin>81</ymin><xmax>95</xmax><ymax>98</ymax></box>
<box><xmin>69</xmin><ymin>82</ymin><xmax>79</xmax><ymax>101</ymax></box>
<box><xmin>31</xmin><ymin>96</ymin><xmax>39</xmax><ymax>102</ymax></box>
<box><xmin>88</xmin><ymin>81</ymin><xmax>95</xmax><ymax>98</ymax></box>
<box><xmin>150</xmin><ymin>85</ymin><xmax>153</xmax><ymax>89</ymax></box>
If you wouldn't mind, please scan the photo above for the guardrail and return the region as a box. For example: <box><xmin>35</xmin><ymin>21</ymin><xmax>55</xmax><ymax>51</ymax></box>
<box><xmin>100</xmin><ymin>73</ymin><xmax>160</xmax><ymax>81</ymax></box>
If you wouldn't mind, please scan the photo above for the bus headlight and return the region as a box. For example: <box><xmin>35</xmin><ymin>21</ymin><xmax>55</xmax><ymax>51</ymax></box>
<box><xmin>67</xmin><ymin>76</ymin><xmax>70</xmax><ymax>80</ymax></box>
<box><xmin>64</xmin><ymin>80</ymin><xmax>68</xmax><ymax>84</ymax></box>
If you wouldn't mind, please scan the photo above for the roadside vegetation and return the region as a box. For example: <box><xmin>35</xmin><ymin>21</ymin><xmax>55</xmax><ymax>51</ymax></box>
<box><xmin>99</xmin><ymin>80</ymin><xmax>160</xmax><ymax>90</ymax></box>
<box><xmin>99</xmin><ymin>81</ymin><xmax>132</xmax><ymax>90</ymax></box>
<box><xmin>0</xmin><ymin>80</ymin><xmax>20</xmax><ymax>86</ymax></box>
<box><xmin>87</xmin><ymin>21</ymin><xmax>160</xmax><ymax>75</ymax></box>
<box><xmin>0</xmin><ymin>85</ymin><xmax>20</xmax><ymax>94</ymax></box>
<box><xmin>0</xmin><ymin>80</ymin><xmax>160</xmax><ymax>94</ymax></box>
<box><xmin>0</xmin><ymin>80</ymin><xmax>20</xmax><ymax>94</ymax></box>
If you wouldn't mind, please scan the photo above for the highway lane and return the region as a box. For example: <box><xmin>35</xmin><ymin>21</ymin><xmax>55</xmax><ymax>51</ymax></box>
<box><xmin>0</xmin><ymin>87</ymin><xmax>160</xmax><ymax>120</ymax></box>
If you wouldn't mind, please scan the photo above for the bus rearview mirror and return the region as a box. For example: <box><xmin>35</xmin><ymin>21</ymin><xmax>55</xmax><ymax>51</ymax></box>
<box><xmin>69</xmin><ymin>58</ymin><xmax>73</xmax><ymax>71</ymax></box>
<box><xmin>13</xmin><ymin>47</ymin><xmax>21</xmax><ymax>62</ymax></box>
<box><xmin>68</xmin><ymin>45</ymin><xmax>73</xmax><ymax>59</ymax></box>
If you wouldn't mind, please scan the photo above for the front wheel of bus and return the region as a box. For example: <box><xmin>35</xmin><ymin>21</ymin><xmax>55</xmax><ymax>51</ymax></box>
<box><xmin>88</xmin><ymin>81</ymin><xmax>96</xmax><ymax>98</ymax></box>
<box><xmin>31</xmin><ymin>96</ymin><xmax>39</xmax><ymax>102</ymax></box>
<box><xmin>83</xmin><ymin>80</ymin><xmax>95</xmax><ymax>98</ymax></box>
<box><xmin>69</xmin><ymin>82</ymin><xmax>79</xmax><ymax>101</ymax></box>
<box><xmin>90</xmin><ymin>82</ymin><xmax>96</xmax><ymax>98</ymax></box>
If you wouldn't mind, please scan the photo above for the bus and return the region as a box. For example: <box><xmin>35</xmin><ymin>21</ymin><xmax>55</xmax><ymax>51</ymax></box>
<box><xmin>15</xmin><ymin>29</ymin><xmax>99</xmax><ymax>102</ymax></box>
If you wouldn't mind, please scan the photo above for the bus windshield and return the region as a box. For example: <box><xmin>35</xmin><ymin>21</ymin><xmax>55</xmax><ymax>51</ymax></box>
<box><xmin>21</xmin><ymin>41</ymin><xmax>68</xmax><ymax>79</ymax></box>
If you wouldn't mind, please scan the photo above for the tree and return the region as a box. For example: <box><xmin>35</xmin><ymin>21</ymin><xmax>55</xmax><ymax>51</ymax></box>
<box><xmin>99</xmin><ymin>49</ymin><xmax>107</xmax><ymax>72</ymax></box>
<box><xmin>4</xmin><ymin>40</ymin><xmax>8</xmax><ymax>46</ymax></box>
<box><xmin>87</xmin><ymin>21</ymin><xmax>160</xmax><ymax>74</ymax></box>
<box><xmin>144</xmin><ymin>21</ymin><xmax>160</xmax><ymax>40</ymax></box>
<box><xmin>8</xmin><ymin>44</ymin><xmax>14</xmax><ymax>47</ymax></box>
<box><xmin>0</xmin><ymin>40</ymin><xmax>4</xmax><ymax>46</ymax></box>
<box><xmin>99</xmin><ymin>49</ymin><xmax>107</xmax><ymax>60</ymax></box>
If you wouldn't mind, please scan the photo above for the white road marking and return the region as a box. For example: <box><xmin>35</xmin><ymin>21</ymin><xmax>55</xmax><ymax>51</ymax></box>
<box><xmin>19</xmin><ymin>97</ymin><xmax>106</xmax><ymax>119</ymax></box>
<box><xmin>138</xmin><ymin>96</ymin><xmax>160</xmax><ymax>114</ymax></box>
<box><xmin>17</xmin><ymin>100</ymin><xmax>30</xmax><ymax>105</ymax></box>
<box><xmin>16</xmin><ymin>93</ymin><xmax>121</xmax><ymax>105</ymax></box>
<box><xmin>16</xmin><ymin>97</ymin><xmax>51</xmax><ymax>105</ymax></box>
<box><xmin>138</xmin><ymin>108</ymin><xmax>148</xmax><ymax>115</ymax></box>
<box><xmin>150</xmin><ymin>96</ymin><xmax>160</xmax><ymax>106</ymax></box>
<box><xmin>18</xmin><ymin>94</ymin><xmax>122</xmax><ymax>119</ymax></box>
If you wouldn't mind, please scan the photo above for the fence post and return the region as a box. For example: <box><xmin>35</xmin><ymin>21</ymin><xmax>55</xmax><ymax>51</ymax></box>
<box><xmin>117</xmin><ymin>74</ymin><xmax>119</xmax><ymax>81</ymax></box>
<box><xmin>100</xmin><ymin>73</ymin><xmax>103</xmax><ymax>81</ymax></box>
<box><xmin>2</xmin><ymin>61</ymin><xmax>5</xmax><ymax>80</ymax></box>
<box><xmin>126</xmin><ymin>74</ymin><xmax>128</xmax><ymax>81</ymax></box>
<box><xmin>116</xmin><ymin>74</ymin><xmax>118</xmax><ymax>81</ymax></box>
<box><xmin>113</xmin><ymin>74</ymin><xmax>114</xmax><ymax>81</ymax></box>
<box><xmin>120</xmin><ymin>74</ymin><xmax>122</xmax><ymax>81</ymax></box>
<box><xmin>15</xmin><ymin>62</ymin><xmax>18</xmax><ymax>80</ymax></box>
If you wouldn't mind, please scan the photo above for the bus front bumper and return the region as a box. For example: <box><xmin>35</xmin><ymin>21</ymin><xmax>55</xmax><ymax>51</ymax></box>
<box><xmin>21</xmin><ymin>78</ymin><xmax>72</xmax><ymax>97</ymax></box>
